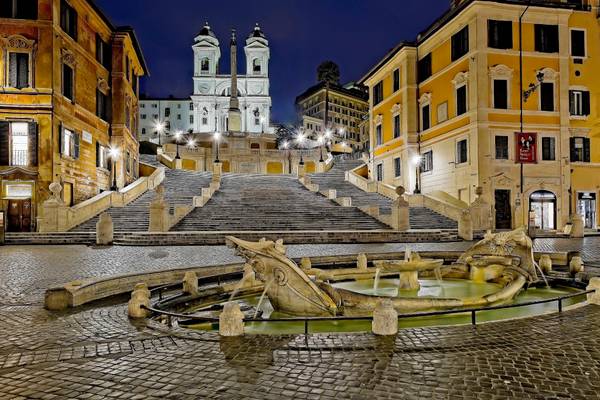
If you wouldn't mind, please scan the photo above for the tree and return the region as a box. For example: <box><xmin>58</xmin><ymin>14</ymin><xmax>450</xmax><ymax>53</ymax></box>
<box><xmin>317</xmin><ymin>61</ymin><xmax>340</xmax><ymax>85</ymax></box>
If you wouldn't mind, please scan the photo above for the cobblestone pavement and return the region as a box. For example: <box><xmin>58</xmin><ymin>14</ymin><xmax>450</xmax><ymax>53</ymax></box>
<box><xmin>0</xmin><ymin>237</ymin><xmax>599</xmax><ymax>398</ymax></box>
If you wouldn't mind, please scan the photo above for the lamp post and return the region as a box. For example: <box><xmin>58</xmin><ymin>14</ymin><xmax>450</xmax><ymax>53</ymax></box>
<box><xmin>519</xmin><ymin>0</ymin><xmax>533</xmax><ymax>227</ymax></box>
<box><xmin>174</xmin><ymin>130</ymin><xmax>182</xmax><ymax>160</ymax></box>
<box><xmin>214</xmin><ymin>131</ymin><xmax>221</xmax><ymax>163</ymax></box>
<box><xmin>318</xmin><ymin>134</ymin><xmax>325</xmax><ymax>162</ymax></box>
<box><xmin>154</xmin><ymin>121</ymin><xmax>165</xmax><ymax>146</ymax></box>
<box><xmin>296</xmin><ymin>130</ymin><xmax>305</xmax><ymax>165</ymax></box>
<box><xmin>281</xmin><ymin>140</ymin><xmax>291</xmax><ymax>174</ymax></box>
<box><xmin>109</xmin><ymin>147</ymin><xmax>120</xmax><ymax>191</ymax></box>
<box><xmin>412</xmin><ymin>154</ymin><xmax>423</xmax><ymax>194</ymax></box>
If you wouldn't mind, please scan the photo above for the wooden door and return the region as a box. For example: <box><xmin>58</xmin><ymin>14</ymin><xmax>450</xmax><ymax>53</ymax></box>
<box><xmin>494</xmin><ymin>189</ymin><xmax>512</xmax><ymax>230</ymax></box>
<box><xmin>7</xmin><ymin>199</ymin><xmax>32</xmax><ymax>232</ymax></box>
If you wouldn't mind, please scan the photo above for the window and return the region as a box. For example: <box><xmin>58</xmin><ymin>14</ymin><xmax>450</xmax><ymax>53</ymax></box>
<box><xmin>141</xmin><ymin>128</ymin><xmax>146</xmax><ymax>135</ymax></box>
<box><xmin>569</xmin><ymin>90</ymin><xmax>590</xmax><ymax>116</ymax></box>
<box><xmin>394</xmin><ymin>157</ymin><xmax>401</xmax><ymax>177</ymax></box>
<box><xmin>202</xmin><ymin>117</ymin><xmax>207</xmax><ymax>125</ymax></box>
<box><xmin>96</xmin><ymin>34</ymin><xmax>111</xmax><ymax>70</ymax></box>
<box><xmin>456</xmin><ymin>139</ymin><xmax>468</xmax><ymax>164</ymax></box>
<box><xmin>126</xmin><ymin>151</ymin><xmax>131</xmax><ymax>174</ymax></box>
<box><xmin>254</xmin><ymin>118</ymin><xmax>260</xmax><ymax>126</ymax></box>
<box><xmin>393</xmin><ymin>114</ymin><xmax>400</xmax><ymax>139</ymax></box>
<box><xmin>493</xmin><ymin>79</ymin><xmax>508</xmax><ymax>109</ymax></box>
<box><xmin>570</xmin><ymin>137</ymin><xmax>590</xmax><ymax>162</ymax></box>
<box><xmin>0</xmin><ymin>0</ymin><xmax>37</xmax><ymax>19</ymax></box>
<box><xmin>421</xmin><ymin>151</ymin><xmax>433</xmax><ymax>172</ymax></box>
<box><xmin>60</xmin><ymin>0</ymin><xmax>77</xmax><ymax>40</ymax></box>
<box><xmin>456</xmin><ymin>85</ymin><xmax>467</xmax><ymax>116</ymax></box>
<box><xmin>376</xmin><ymin>163</ymin><xmax>383</xmax><ymax>182</ymax></box>
<box><xmin>177</xmin><ymin>114</ymin><xmax>181</xmax><ymax>120</ymax></box>
<box><xmin>253</xmin><ymin>58</ymin><xmax>261</xmax><ymax>74</ymax></box>
<box><xmin>165</xmin><ymin>108</ymin><xmax>170</xmax><ymax>117</ymax></box>
<box><xmin>541</xmin><ymin>137</ymin><xmax>556</xmax><ymax>161</ymax></box>
<box><xmin>96</xmin><ymin>143</ymin><xmax>109</xmax><ymax>169</ymax></box>
<box><xmin>571</xmin><ymin>29</ymin><xmax>585</xmax><ymax>58</ymax></box>
<box><xmin>125</xmin><ymin>57</ymin><xmax>130</xmax><ymax>81</ymax></box>
<box><xmin>392</xmin><ymin>68</ymin><xmax>400</xmax><ymax>92</ymax></box>
<box><xmin>62</xmin><ymin>63</ymin><xmax>74</xmax><ymax>101</ymax></box>
<box><xmin>488</xmin><ymin>20</ymin><xmax>512</xmax><ymax>49</ymax></box>
<box><xmin>96</xmin><ymin>89</ymin><xmax>108</xmax><ymax>121</ymax></box>
<box><xmin>0</xmin><ymin>122</ymin><xmax>37</xmax><ymax>167</ymax></box>
<box><xmin>200</xmin><ymin>57</ymin><xmax>209</xmax><ymax>72</ymax></box>
<box><xmin>535</xmin><ymin>24</ymin><xmax>559</xmax><ymax>53</ymax></box>
<box><xmin>61</xmin><ymin>127</ymin><xmax>79</xmax><ymax>159</ymax></box>
<box><xmin>8</xmin><ymin>52</ymin><xmax>30</xmax><ymax>89</ymax></box>
<box><xmin>125</xmin><ymin>104</ymin><xmax>131</xmax><ymax>130</ymax></box>
<box><xmin>190</xmin><ymin>115</ymin><xmax>194</xmax><ymax>124</ymax></box>
<box><xmin>141</xmin><ymin>114</ymin><xmax>147</xmax><ymax>119</ymax></box>
<box><xmin>421</xmin><ymin>104</ymin><xmax>430</xmax><ymax>131</ymax></box>
<box><xmin>540</xmin><ymin>82</ymin><xmax>554</xmax><ymax>112</ymax></box>
<box><xmin>418</xmin><ymin>53</ymin><xmax>432</xmax><ymax>83</ymax></box>
<box><xmin>451</xmin><ymin>26</ymin><xmax>469</xmax><ymax>61</ymax></box>
<box><xmin>373</xmin><ymin>81</ymin><xmax>383</xmax><ymax>105</ymax></box>
<box><xmin>495</xmin><ymin>136</ymin><xmax>509</xmax><ymax>160</ymax></box>
<box><xmin>375</xmin><ymin>124</ymin><xmax>382</xmax><ymax>146</ymax></box>
<box><xmin>189</xmin><ymin>103</ymin><xmax>194</xmax><ymax>110</ymax></box>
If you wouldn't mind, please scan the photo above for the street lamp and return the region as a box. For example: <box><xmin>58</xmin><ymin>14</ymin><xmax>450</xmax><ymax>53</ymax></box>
<box><xmin>186</xmin><ymin>138</ymin><xmax>197</xmax><ymax>149</ymax></box>
<box><xmin>174</xmin><ymin>130</ymin><xmax>182</xmax><ymax>160</ymax></box>
<box><xmin>296</xmin><ymin>131</ymin><xmax>306</xmax><ymax>165</ymax></box>
<box><xmin>317</xmin><ymin>134</ymin><xmax>325</xmax><ymax>162</ymax></box>
<box><xmin>281</xmin><ymin>140</ymin><xmax>292</xmax><ymax>174</ymax></box>
<box><xmin>214</xmin><ymin>131</ymin><xmax>221</xmax><ymax>163</ymax></box>
<box><xmin>109</xmin><ymin>147</ymin><xmax>120</xmax><ymax>191</ymax></box>
<box><xmin>412</xmin><ymin>154</ymin><xmax>423</xmax><ymax>194</ymax></box>
<box><xmin>154</xmin><ymin>121</ymin><xmax>165</xmax><ymax>146</ymax></box>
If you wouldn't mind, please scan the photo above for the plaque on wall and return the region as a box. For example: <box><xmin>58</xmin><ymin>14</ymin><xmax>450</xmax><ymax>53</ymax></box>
<box><xmin>82</xmin><ymin>131</ymin><xmax>93</xmax><ymax>144</ymax></box>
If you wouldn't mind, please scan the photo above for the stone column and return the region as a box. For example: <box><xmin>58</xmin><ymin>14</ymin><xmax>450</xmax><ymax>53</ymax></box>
<box><xmin>390</xmin><ymin>187</ymin><xmax>409</xmax><ymax>231</ymax></box>
<box><xmin>148</xmin><ymin>185</ymin><xmax>170</xmax><ymax>232</ymax></box>
<box><xmin>458</xmin><ymin>210</ymin><xmax>473</xmax><ymax>241</ymax></box>
<box><xmin>212</xmin><ymin>162</ymin><xmax>223</xmax><ymax>182</ymax></box>
<box><xmin>219</xmin><ymin>302</ymin><xmax>245</xmax><ymax>337</ymax></box>
<box><xmin>570</xmin><ymin>214</ymin><xmax>584</xmax><ymax>238</ymax></box>
<box><xmin>183</xmin><ymin>271</ymin><xmax>199</xmax><ymax>295</ymax></box>
<box><xmin>96</xmin><ymin>212</ymin><xmax>113</xmax><ymax>245</ymax></box>
<box><xmin>372</xmin><ymin>299</ymin><xmax>398</xmax><ymax>336</ymax></box>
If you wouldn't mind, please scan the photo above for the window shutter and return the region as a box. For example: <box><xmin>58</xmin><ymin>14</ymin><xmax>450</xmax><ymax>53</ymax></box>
<box><xmin>8</xmin><ymin>53</ymin><xmax>18</xmax><ymax>88</ymax></box>
<box><xmin>28</xmin><ymin>122</ymin><xmax>38</xmax><ymax>166</ymax></box>
<box><xmin>582</xmin><ymin>91</ymin><xmax>591</xmax><ymax>116</ymax></box>
<box><xmin>0</xmin><ymin>122</ymin><xmax>9</xmax><ymax>165</ymax></box>
<box><xmin>96</xmin><ymin>141</ymin><xmax>100</xmax><ymax>167</ymax></box>
<box><xmin>71</xmin><ymin>7</ymin><xmax>78</xmax><ymax>41</ymax></box>
<box><xmin>17</xmin><ymin>53</ymin><xmax>29</xmax><ymax>89</ymax></box>
<box><xmin>584</xmin><ymin>138</ymin><xmax>591</xmax><ymax>162</ymax></box>
<box><xmin>570</xmin><ymin>137</ymin><xmax>577</xmax><ymax>161</ymax></box>
<box><xmin>58</xmin><ymin>123</ymin><xmax>63</xmax><ymax>155</ymax></box>
<box><xmin>74</xmin><ymin>132</ymin><xmax>80</xmax><ymax>159</ymax></box>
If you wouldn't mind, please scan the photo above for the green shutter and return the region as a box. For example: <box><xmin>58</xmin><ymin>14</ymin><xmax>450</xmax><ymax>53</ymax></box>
<box><xmin>582</xmin><ymin>91</ymin><xmax>591</xmax><ymax>116</ymax></box>
<box><xmin>28</xmin><ymin>122</ymin><xmax>38</xmax><ymax>166</ymax></box>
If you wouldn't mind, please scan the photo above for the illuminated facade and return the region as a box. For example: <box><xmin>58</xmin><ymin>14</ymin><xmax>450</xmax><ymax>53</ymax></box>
<box><xmin>361</xmin><ymin>0</ymin><xmax>600</xmax><ymax>231</ymax></box>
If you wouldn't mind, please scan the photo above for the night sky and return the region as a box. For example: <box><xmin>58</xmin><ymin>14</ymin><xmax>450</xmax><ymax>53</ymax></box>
<box><xmin>96</xmin><ymin>0</ymin><xmax>450</xmax><ymax>123</ymax></box>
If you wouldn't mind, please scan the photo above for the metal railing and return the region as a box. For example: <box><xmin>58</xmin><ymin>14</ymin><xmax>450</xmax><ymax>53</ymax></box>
<box><xmin>10</xmin><ymin>150</ymin><xmax>29</xmax><ymax>166</ymax></box>
<box><xmin>142</xmin><ymin>288</ymin><xmax>594</xmax><ymax>335</ymax></box>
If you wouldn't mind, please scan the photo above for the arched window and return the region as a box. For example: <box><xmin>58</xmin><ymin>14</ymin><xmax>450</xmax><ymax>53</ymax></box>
<box><xmin>200</xmin><ymin>57</ymin><xmax>210</xmax><ymax>72</ymax></box>
<box><xmin>253</xmin><ymin>58</ymin><xmax>261</xmax><ymax>74</ymax></box>
<box><xmin>221</xmin><ymin>87</ymin><xmax>241</xmax><ymax>96</ymax></box>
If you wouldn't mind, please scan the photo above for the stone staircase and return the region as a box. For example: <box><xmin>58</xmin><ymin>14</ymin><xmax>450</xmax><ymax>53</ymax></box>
<box><xmin>309</xmin><ymin>159</ymin><xmax>458</xmax><ymax>230</ymax></box>
<box><xmin>72</xmin><ymin>158</ymin><xmax>212</xmax><ymax>232</ymax></box>
<box><xmin>173</xmin><ymin>173</ymin><xmax>390</xmax><ymax>231</ymax></box>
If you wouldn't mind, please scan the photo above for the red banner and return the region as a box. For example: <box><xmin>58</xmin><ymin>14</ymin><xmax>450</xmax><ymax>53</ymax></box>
<box><xmin>515</xmin><ymin>132</ymin><xmax>537</xmax><ymax>163</ymax></box>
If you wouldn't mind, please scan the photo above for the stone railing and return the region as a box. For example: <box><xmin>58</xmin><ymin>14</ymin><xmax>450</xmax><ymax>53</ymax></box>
<box><xmin>376</xmin><ymin>182</ymin><xmax>399</xmax><ymax>201</ymax></box>
<box><xmin>158</xmin><ymin>152</ymin><xmax>177</xmax><ymax>169</ymax></box>
<box><xmin>407</xmin><ymin>193</ymin><xmax>465</xmax><ymax>222</ymax></box>
<box><xmin>346</xmin><ymin>166</ymin><xmax>378</xmax><ymax>193</ymax></box>
<box><xmin>38</xmin><ymin>164</ymin><xmax>165</xmax><ymax>233</ymax></box>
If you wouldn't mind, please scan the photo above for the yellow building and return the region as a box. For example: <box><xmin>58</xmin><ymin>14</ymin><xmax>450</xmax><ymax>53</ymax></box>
<box><xmin>361</xmin><ymin>0</ymin><xmax>600</xmax><ymax>232</ymax></box>
<box><xmin>295</xmin><ymin>81</ymin><xmax>369</xmax><ymax>151</ymax></box>
<box><xmin>0</xmin><ymin>0</ymin><xmax>148</xmax><ymax>232</ymax></box>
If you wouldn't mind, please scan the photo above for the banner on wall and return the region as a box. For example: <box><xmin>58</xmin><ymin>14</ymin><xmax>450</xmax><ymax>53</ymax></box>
<box><xmin>515</xmin><ymin>132</ymin><xmax>537</xmax><ymax>163</ymax></box>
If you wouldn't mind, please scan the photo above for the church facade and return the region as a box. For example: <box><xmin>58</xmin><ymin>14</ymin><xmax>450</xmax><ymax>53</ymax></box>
<box><xmin>191</xmin><ymin>23</ymin><xmax>273</xmax><ymax>135</ymax></box>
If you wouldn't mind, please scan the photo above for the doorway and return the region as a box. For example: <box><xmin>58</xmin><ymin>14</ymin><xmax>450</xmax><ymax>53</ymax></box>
<box><xmin>577</xmin><ymin>192</ymin><xmax>597</xmax><ymax>229</ymax></box>
<box><xmin>494</xmin><ymin>189</ymin><xmax>512</xmax><ymax>229</ymax></box>
<box><xmin>7</xmin><ymin>199</ymin><xmax>32</xmax><ymax>232</ymax></box>
<box><xmin>63</xmin><ymin>182</ymin><xmax>73</xmax><ymax>206</ymax></box>
<box><xmin>529</xmin><ymin>190</ymin><xmax>556</xmax><ymax>230</ymax></box>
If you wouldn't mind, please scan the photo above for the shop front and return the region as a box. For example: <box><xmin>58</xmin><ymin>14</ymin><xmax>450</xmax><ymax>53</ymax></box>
<box><xmin>577</xmin><ymin>191</ymin><xmax>597</xmax><ymax>230</ymax></box>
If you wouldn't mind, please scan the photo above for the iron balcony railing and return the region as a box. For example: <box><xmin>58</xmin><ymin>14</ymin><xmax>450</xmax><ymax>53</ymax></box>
<box><xmin>10</xmin><ymin>150</ymin><xmax>28</xmax><ymax>167</ymax></box>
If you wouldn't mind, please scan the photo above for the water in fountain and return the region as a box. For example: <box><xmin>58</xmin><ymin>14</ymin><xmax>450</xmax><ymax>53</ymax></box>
<box><xmin>253</xmin><ymin>279</ymin><xmax>274</xmax><ymax>319</ymax></box>
<box><xmin>228</xmin><ymin>266</ymin><xmax>254</xmax><ymax>302</ymax></box>
<box><xmin>373</xmin><ymin>268</ymin><xmax>382</xmax><ymax>293</ymax></box>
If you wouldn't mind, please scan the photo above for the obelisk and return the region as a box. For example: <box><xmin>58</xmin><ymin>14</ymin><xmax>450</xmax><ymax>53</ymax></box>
<box><xmin>228</xmin><ymin>29</ymin><xmax>242</xmax><ymax>132</ymax></box>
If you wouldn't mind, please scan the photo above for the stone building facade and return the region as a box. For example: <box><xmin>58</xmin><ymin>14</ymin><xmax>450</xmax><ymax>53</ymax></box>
<box><xmin>0</xmin><ymin>0</ymin><xmax>147</xmax><ymax>232</ymax></box>
<box><xmin>295</xmin><ymin>82</ymin><xmax>369</xmax><ymax>151</ymax></box>
<box><xmin>361</xmin><ymin>0</ymin><xmax>600</xmax><ymax>232</ymax></box>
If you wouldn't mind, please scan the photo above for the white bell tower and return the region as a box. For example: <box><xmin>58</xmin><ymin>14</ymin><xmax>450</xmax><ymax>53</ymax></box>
<box><xmin>244</xmin><ymin>23</ymin><xmax>269</xmax><ymax>77</ymax></box>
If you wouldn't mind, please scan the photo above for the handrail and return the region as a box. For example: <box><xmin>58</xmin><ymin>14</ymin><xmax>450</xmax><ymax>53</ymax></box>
<box><xmin>142</xmin><ymin>288</ymin><xmax>595</xmax><ymax>330</ymax></box>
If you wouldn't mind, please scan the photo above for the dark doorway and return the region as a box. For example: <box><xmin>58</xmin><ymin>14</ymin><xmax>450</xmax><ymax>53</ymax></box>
<box><xmin>495</xmin><ymin>189</ymin><xmax>512</xmax><ymax>229</ymax></box>
<box><xmin>7</xmin><ymin>199</ymin><xmax>32</xmax><ymax>232</ymax></box>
